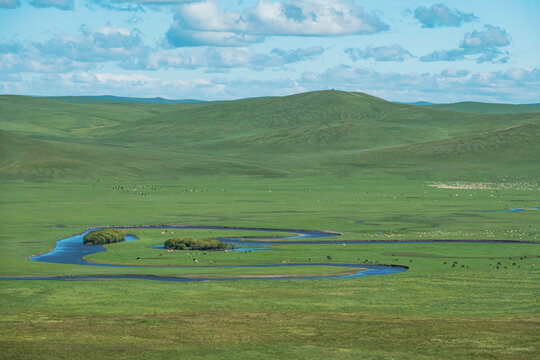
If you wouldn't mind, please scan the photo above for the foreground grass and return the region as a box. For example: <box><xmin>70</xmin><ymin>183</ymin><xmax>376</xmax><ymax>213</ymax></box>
<box><xmin>1</xmin><ymin>310</ymin><xmax>537</xmax><ymax>360</ymax></box>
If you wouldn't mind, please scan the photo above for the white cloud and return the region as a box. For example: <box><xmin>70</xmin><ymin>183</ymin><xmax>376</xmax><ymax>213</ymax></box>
<box><xmin>88</xmin><ymin>0</ymin><xmax>191</xmax><ymax>11</ymax></box>
<box><xmin>0</xmin><ymin>0</ymin><xmax>20</xmax><ymax>9</ymax></box>
<box><xmin>0</xmin><ymin>26</ymin><xmax>146</xmax><ymax>73</ymax></box>
<box><xmin>421</xmin><ymin>25</ymin><xmax>511</xmax><ymax>63</ymax></box>
<box><xmin>124</xmin><ymin>46</ymin><xmax>325</xmax><ymax>71</ymax></box>
<box><xmin>29</xmin><ymin>0</ymin><xmax>74</xmax><ymax>10</ymax></box>
<box><xmin>346</xmin><ymin>45</ymin><xmax>413</xmax><ymax>62</ymax></box>
<box><xmin>297</xmin><ymin>65</ymin><xmax>540</xmax><ymax>103</ymax></box>
<box><xmin>166</xmin><ymin>27</ymin><xmax>263</xmax><ymax>47</ymax></box>
<box><xmin>167</xmin><ymin>0</ymin><xmax>388</xmax><ymax>47</ymax></box>
<box><xmin>3</xmin><ymin>66</ymin><xmax>538</xmax><ymax>103</ymax></box>
<box><xmin>414</xmin><ymin>3</ymin><xmax>476</xmax><ymax>28</ymax></box>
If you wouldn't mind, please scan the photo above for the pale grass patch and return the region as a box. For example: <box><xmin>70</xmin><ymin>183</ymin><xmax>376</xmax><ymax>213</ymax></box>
<box><xmin>428</xmin><ymin>180</ymin><xmax>539</xmax><ymax>191</ymax></box>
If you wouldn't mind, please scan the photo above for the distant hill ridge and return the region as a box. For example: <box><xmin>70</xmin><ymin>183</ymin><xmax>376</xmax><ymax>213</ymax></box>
<box><xmin>44</xmin><ymin>95</ymin><xmax>204</xmax><ymax>105</ymax></box>
<box><xmin>1</xmin><ymin>90</ymin><xmax>539</xmax><ymax>179</ymax></box>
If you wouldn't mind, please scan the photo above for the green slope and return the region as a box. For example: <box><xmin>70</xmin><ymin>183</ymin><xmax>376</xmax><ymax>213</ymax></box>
<box><xmin>0</xmin><ymin>129</ymin><xmax>290</xmax><ymax>180</ymax></box>
<box><xmin>1</xmin><ymin>90</ymin><xmax>539</xmax><ymax>179</ymax></box>
<box><xmin>0</xmin><ymin>95</ymin><xmax>206</xmax><ymax>141</ymax></box>
<box><xmin>426</xmin><ymin>101</ymin><xmax>540</xmax><ymax>114</ymax></box>
<box><xmin>319</xmin><ymin>122</ymin><xmax>540</xmax><ymax>178</ymax></box>
<box><xmin>44</xmin><ymin>95</ymin><xmax>204</xmax><ymax>105</ymax></box>
<box><xmin>91</xmin><ymin>90</ymin><xmax>538</xmax><ymax>154</ymax></box>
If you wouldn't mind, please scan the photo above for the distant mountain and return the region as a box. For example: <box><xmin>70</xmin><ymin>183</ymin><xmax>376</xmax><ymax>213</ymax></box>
<box><xmin>394</xmin><ymin>101</ymin><xmax>434</xmax><ymax>106</ymax></box>
<box><xmin>44</xmin><ymin>95</ymin><xmax>204</xmax><ymax>105</ymax></box>
<box><xmin>1</xmin><ymin>90</ymin><xmax>539</xmax><ymax>179</ymax></box>
<box><xmin>425</xmin><ymin>101</ymin><xmax>540</xmax><ymax>114</ymax></box>
<box><xmin>396</xmin><ymin>100</ymin><xmax>540</xmax><ymax>114</ymax></box>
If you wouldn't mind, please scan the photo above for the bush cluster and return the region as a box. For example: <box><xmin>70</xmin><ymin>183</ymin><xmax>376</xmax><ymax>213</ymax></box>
<box><xmin>83</xmin><ymin>229</ymin><xmax>126</xmax><ymax>245</ymax></box>
<box><xmin>164</xmin><ymin>237</ymin><xmax>233</xmax><ymax>251</ymax></box>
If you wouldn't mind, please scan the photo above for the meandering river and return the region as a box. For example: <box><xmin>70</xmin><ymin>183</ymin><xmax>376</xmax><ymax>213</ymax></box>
<box><xmin>3</xmin><ymin>224</ymin><xmax>537</xmax><ymax>282</ymax></box>
<box><xmin>2</xmin><ymin>225</ymin><xmax>409</xmax><ymax>281</ymax></box>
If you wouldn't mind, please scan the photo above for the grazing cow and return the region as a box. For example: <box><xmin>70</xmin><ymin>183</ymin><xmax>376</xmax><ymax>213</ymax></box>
<box><xmin>327</xmin><ymin>255</ymin><xmax>332</xmax><ymax>260</ymax></box>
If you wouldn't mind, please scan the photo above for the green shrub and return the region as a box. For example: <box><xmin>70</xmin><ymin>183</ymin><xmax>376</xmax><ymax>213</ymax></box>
<box><xmin>164</xmin><ymin>237</ymin><xmax>233</xmax><ymax>251</ymax></box>
<box><xmin>83</xmin><ymin>229</ymin><xmax>126</xmax><ymax>245</ymax></box>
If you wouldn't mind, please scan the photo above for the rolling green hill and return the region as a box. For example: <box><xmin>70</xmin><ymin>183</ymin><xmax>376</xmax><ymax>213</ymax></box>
<box><xmin>44</xmin><ymin>95</ymin><xmax>204</xmax><ymax>105</ymax></box>
<box><xmin>0</xmin><ymin>95</ymin><xmax>207</xmax><ymax>141</ymax></box>
<box><xmin>426</xmin><ymin>101</ymin><xmax>540</xmax><ymax>114</ymax></box>
<box><xmin>1</xmin><ymin>90</ymin><xmax>539</xmax><ymax>180</ymax></box>
<box><xmin>0</xmin><ymin>129</ymin><xmax>289</xmax><ymax>179</ymax></box>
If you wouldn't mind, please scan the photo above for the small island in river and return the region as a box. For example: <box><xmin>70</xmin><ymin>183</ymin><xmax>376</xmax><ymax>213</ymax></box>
<box><xmin>164</xmin><ymin>237</ymin><xmax>233</xmax><ymax>251</ymax></box>
<box><xmin>83</xmin><ymin>229</ymin><xmax>126</xmax><ymax>245</ymax></box>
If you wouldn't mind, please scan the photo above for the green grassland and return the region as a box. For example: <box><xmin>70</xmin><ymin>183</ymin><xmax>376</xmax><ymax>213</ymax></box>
<box><xmin>426</xmin><ymin>101</ymin><xmax>540</xmax><ymax>114</ymax></box>
<box><xmin>0</xmin><ymin>91</ymin><xmax>539</xmax><ymax>359</ymax></box>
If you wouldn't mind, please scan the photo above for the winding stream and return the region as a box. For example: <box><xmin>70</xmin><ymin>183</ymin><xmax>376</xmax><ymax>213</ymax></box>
<box><xmin>2</xmin><ymin>225</ymin><xmax>408</xmax><ymax>282</ymax></box>
<box><xmin>3</xmin><ymin>224</ymin><xmax>538</xmax><ymax>282</ymax></box>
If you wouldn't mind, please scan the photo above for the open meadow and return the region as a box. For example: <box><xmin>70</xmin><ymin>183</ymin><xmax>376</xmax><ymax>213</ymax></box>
<box><xmin>1</xmin><ymin>92</ymin><xmax>539</xmax><ymax>359</ymax></box>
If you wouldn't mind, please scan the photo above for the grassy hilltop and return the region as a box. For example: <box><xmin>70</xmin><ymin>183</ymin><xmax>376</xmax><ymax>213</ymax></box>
<box><xmin>0</xmin><ymin>91</ymin><xmax>539</xmax><ymax>359</ymax></box>
<box><xmin>1</xmin><ymin>90</ymin><xmax>539</xmax><ymax>180</ymax></box>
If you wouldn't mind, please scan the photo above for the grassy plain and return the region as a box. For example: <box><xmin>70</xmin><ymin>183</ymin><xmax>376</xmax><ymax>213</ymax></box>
<box><xmin>1</xmin><ymin>92</ymin><xmax>539</xmax><ymax>359</ymax></box>
<box><xmin>1</xmin><ymin>175</ymin><xmax>539</xmax><ymax>359</ymax></box>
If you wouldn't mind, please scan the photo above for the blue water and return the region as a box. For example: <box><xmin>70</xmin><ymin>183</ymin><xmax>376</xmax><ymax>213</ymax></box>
<box><xmin>19</xmin><ymin>225</ymin><xmax>405</xmax><ymax>281</ymax></box>
<box><xmin>0</xmin><ymin>264</ymin><xmax>406</xmax><ymax>282</ymax></box>
<box><xmin>30</xmin><ymin>232</ymin><xmax>138</xmax><ymax>266</ymax></box>
<box><xmin>5</xmin><ymin>224</ymin><xmax>535</xmax><ymax>283</ymax></box>
<box><xmin>471</xmin><ymin>207</ymin><xmax>540</xmax><ymax>213</ymax></box>
<box><xmin>30</xmin><ymin>226</ymin><xmax>339</xmax><ymax>266</ymax></box>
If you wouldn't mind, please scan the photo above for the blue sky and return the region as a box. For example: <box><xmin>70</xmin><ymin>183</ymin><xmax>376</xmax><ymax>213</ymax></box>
<box><xmin>0</xmin><ymin>0</ymin><xmax>538</xmax><ymax>102</ymax></box>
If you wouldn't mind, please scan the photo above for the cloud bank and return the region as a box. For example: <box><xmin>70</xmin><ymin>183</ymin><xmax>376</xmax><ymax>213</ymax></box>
<box><xmin>0</xmin><ymin>0</ymin><xmax>20</xmax><ymax>8</ymax></box>
<box><xmin>0</xmin><ymin>25</ymin><xmax>325</xmax><ymax>73</ymax></box>
<box><xmin>421</xmin><ymin>25</ymin><xmax>511</xmax><ymax>63</ymax></box>
<box><xmin>414</xmin><ymin>3</ymin><xmax>476</xmax><ymax>28</ymax></box>
<box><xmin>346</xmin><ymin>45</ymin><xmax>413</xmax><ymax>62</ymax></box>
<box><xmin>29</xmin><ymin>0</ymin><xmax>74</xmax><ymax>10</ymax></box>
<box><xmin>167</xmin><ymin>0</ymin><xmax>389</xmax><ymax>47</ymax></box>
